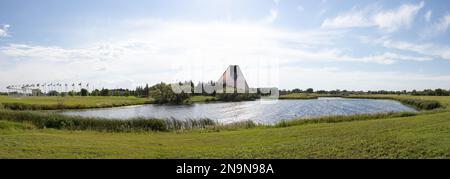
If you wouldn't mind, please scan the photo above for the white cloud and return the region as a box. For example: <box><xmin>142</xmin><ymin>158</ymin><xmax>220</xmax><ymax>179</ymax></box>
<box><xmin>0</xmin><ymin>21</ymin><xmax>344</xmax><ymax>89</ymax></box>
<box><xmin>425</xmin><ymin>10</ymin><xmax>432</xmax><ymax>22</ymax></box>
<box><xmin>373</xmin><ymin>37</ymin><xmax>450</xmax><ymax>60</ymax></box>
<box><xmin>295</xmin><ymin>49</ymin><xmax>431</xmax><ymax>64</ymax></box>
<box><xmin>322</xmin><ymin>1</ymin><xmax>425</xmax><ymax>32</ymax></box>
<box><xmin>318</xmin><ymin>8</ymin><xmax>328</xmax><ymax>17</ymax></box>
<box><xmin>273</xmin><ymin>0</ymin><xmax>280</xmax><ymax>5</ymax></box>
<box><xmin>280</xmin><ymin>66</ymin><xmax>450</xmax><ymax>91</ymax></box>
<box><xmin>0</xmin><ymin>24</ymin><xmax>10</xmax><ymax>38</ymax></box>
<box><xmin>321</xmin><ymin>9</ymin><xmax>372</xmax><ymax>28</ymax></box>
<box><xmin>0</xmin><ymin>20</ymin><xmax>439</xmax><ymax>91</ymax></box>
<box><xmin>265</xmin><ymin>9</ymin><xmax>279</xmax><ymax>23</ymax></box>
<box><xmin>435</xmin><ymin>13</ymin><xmax>450</xmax><ymax>33</ymax></box>
<box><xmin>373</xmin><ymin>1</ymin><xmax>424</xmax><ymax>32</ymax></box>
<box><xmin>420</xmin><ymin>13</ymin><xmax>450</xmax><ymax>37</ymax></box>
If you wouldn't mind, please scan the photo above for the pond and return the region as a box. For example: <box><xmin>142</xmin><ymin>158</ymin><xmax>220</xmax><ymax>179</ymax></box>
<box><xmin>61</xmin><ymin>98</ymin><xmax>417</xmax><ymax>125</ymax></box>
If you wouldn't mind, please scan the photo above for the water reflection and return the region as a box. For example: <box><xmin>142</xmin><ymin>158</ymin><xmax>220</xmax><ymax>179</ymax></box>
<box><xmin>62</xmin><ymin>98</ymin><xmax>417</xmax><ymax>124</ymax></box>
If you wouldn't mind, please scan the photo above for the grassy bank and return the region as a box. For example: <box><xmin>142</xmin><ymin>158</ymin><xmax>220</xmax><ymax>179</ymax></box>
<box><xmin>0</xmin><ymin>109</ymin><xmax>224</xmax><ymax>132</ymax></box>
<box><xmin>1</xmin><ymin>110</ymin><xmax>450</xmax><ymax>158</ymax></box>
<box><xmin>187</xmin><ymin>96</ymin><xmax>218</xmax><ymax>103</ymax></box>
<box><xmin>278</xmin><ymin>93</ymin><xmax>443</xmax><ymax>110</ymax></box>
<box><xmin>0</xmin><ymin>96</ymin><xmax>153</xmax><ymax>110</ymax></box>
<box><xmin>346</xmin><ymin>95</ymin><xmax>443</xmax><ymax>110</ymax></box>
<box><xmin>279</xmin><ymin>93</ymin><xmax>318</xmax><ymax>100</ymax></box>
<box><xmin>1</xmin><ymin>95</ymin><xmax>450</xmax><ymax>158</ymax></box>
<box><xmin>279</xmin><ymin>93</ymin><xmax>346</xmax><ymax>100</ymax></box>
<box><xmin>275</xmin><ymin>112</ymin><xmax>418</xmax><ymax>128</ymax></box>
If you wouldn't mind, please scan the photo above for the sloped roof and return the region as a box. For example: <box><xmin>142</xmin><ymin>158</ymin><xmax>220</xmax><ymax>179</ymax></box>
<box><xmin>217</xmin><ymin>65</ymin><xmax>249</xmax><ymax>92</ymax></box>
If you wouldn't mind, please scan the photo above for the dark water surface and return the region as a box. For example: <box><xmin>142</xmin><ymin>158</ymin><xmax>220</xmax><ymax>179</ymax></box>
<box><xmin>61</xmin><ymin>98</ymin><xmax>416</xmax><ymax>124</ymax></box>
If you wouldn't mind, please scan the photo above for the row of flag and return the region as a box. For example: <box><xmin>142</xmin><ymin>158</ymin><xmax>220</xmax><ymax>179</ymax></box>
<box><xmin>6</xmin><ymin>83</ymin><xmax>89</xmax><ymax>90</ymax></box>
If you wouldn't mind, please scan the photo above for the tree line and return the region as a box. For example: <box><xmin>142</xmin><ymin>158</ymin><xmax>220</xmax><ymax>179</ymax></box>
<box><xmin>4</xmin><ymin>83</ymin><xmax>450</xmax><ymax>99</ymax></box>
<box><xmin>279</xmin><ymin>88</ymin><xmax>450</xmax><ymax>96</ymax></box>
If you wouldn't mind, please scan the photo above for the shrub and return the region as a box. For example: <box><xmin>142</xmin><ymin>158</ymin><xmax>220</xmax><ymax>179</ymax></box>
<box><xmin>399</xmin><ymin>99</ymin><xmax>441</xmax><ymax>110</ymax></box>
<box><xmin>0</xmin><ymin>110</ymin><xmax>227</xmax><ymax>132</ymax></box>
<box><xmin>275</xmin><ymin>112</ymin><xmax>418</xmax><ymax>128</ymax></box>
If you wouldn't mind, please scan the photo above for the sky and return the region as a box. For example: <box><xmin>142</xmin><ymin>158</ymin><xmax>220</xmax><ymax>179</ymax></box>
<box><xmin>1</xmin><ymin>0</ymin><xmax>450</xmax><ymax>91</ymax></box>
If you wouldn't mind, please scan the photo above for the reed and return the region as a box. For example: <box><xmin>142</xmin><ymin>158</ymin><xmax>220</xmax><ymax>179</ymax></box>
<box><xmin>275</xmin><ymin>112</ymin><xmax>418</xmax><ymax>128</ymax></box>
<box><xmin>0</xmin><ymin>109</ymin><xmax>224</xmax><ymax>132</ymax></box>
<box><xmin>345</xmin><ymin>96</ymin><xmax>442</xmax><ymax>110</ymax></box>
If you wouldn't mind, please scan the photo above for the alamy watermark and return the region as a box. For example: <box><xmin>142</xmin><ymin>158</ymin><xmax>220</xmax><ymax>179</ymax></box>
<box><xmin>170</xmin><ymin>59</ymin><xmax>280</xmax><ymax>103</ymax></box>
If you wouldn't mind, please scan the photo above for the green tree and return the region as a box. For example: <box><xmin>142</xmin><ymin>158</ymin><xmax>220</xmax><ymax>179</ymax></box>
<box><xmin>124</xmin><ymin>90</ymin><xmax>130</xmax><ymax>97</ymax></box>
<box><xmin>100</xmin><ymin>88</ymin><xmax>110</xmax><ymax>96</ymax></box>
<box><xmin>80</xmin><ymin>88</ymin><xmax>89</xmax><ymax>96</ymax></box>
<box><xmin>48</xmin><ymin>90</ymin><xmax>59</xmax><ymax>96</ymax></box>
<box><xmin>149</xmin><ymin>83</ymin><xmax>189</xmax><ymax>104</ymax></box>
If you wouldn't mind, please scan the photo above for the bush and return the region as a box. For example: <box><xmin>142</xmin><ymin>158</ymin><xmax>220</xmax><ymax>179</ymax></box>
<box><xmin>215</xmin><ymin>93</ymin><xmax>259</xmax><ymax>102</ymax></box>
<box><xmin>0</xmin><ymin>110</ymin><xmax>224</xmax><ymax>132</ymax></box>
<box><xmin>399</xmin><ymin>99</ymin><xmax>441</xmax><ymax>110</ymax></box>
<box><xmin>275</xmin><ymin>112</ymin><xmax>418</xmax><ymax>128</ymax></box>
<box><xmin>345</xmin><ymin>96</ymin><xmax>442</xmax><ymax>111</ymax></box>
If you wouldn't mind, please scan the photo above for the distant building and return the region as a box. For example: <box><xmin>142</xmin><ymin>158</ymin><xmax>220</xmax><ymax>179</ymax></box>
<box><xmin>31</xmin><ymin>89</ymin><xmax>42</xmax><ymax>96</ymax></box>
<box><xmin>217</xmin><ymin>65</ymin><xmax>250</xmax><ymax>93</ymax></box>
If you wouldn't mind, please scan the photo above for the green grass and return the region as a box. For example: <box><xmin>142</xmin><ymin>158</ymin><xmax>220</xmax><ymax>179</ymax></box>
<box><xmin>279</xmin><ymin>93</ymin><xmax>345</xmax><ymax>100</ymax></box>
<box><xmin>275</xmin><ymin>111</ymin><xmax>418</xmax><ymax>128</ymax></box>
<box><xmin>0</xmin><ymin>96</ymin><xmax>153</xmax><ymax>110</ymax></box>
<box><xmin>279</xmin><ymin>93</ymin><xmax>318</xmax><ymax>100</ymax></box>
<box><xmin>346</xmin><ymin>95</ymin><xmax>444</xmax><ymax>110</ymax></box>
<box><xmin>1</xmin><ymin>111</ymin><xmax>450</xmax><ymax>158</ymax></box>
<box><xmin>0</xmin><ymin>109</ymin><xmax>223</xmax><ymax>132</ymax></box>
<box><xmin>188</xmin><ymin>96</ymin><xmax>217</xmax><ymax>103</ymax></box>
<box><xmin>0</xmin><ymin>120</ymin><xmax>36</xmax><ymax>131</ymax></box>
<box><xmin>1</xmin><ymin>94</ymin><xmax>450</xmax><ymax>158</ymax></box>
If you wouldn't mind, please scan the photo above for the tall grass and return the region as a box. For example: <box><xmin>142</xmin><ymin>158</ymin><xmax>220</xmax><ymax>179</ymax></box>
<box><xmin>0</xmin><ymin>110</ymin><xmax>222</xmax><ymax>132</ymax></box>
<box><xmin>275</xmin><ymin>112</ymin><xmax>418</xmax><ymax>128</ymax></box>
<box><xmin>0</xmin><ymin>109</ymin><xmax>262</xmax><ymax>132</ymax></box>
<box><xmin>1</xmin><ymin>102</ymin><xmax>152</xmax><ymax>111</ymax></box>
<box><xmin>278</xmin><ymin>96</ymin><xmax>318</xmax><ymax>100</ymax></box>
<box><xmin>0</xmin><ymin>96</ymin><xmax>153</xmax><ymax>111</ymax></box>
<box><xmin>210</xmin><ymin>120</ymin><xmax>258</xmax><ymax>131</ymax></box>
<box><xmin>345</xmin><ymin>96</ymin><xmax>442</xmax><ymax>110</ymax></box>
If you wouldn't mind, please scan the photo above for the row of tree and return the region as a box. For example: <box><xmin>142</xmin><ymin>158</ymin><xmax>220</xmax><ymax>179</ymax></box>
<box><xmin>280</xmin><ymin>88</ymin><xmax>450</xmax><ymax>96</ymax></box>
<box><xmin>5</xmin><ymin>83</ymin><xmax>450</xmax><ymax>98</ymax></box>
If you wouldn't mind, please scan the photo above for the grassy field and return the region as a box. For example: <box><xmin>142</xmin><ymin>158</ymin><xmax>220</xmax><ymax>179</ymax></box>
<box><xmin>188</xmin><ymin>96</ymin><xmax>217</xmax><ymax>103</ymax></box>
<box><xmin>278</xmin><ymin>93</ymin><xmax>318</xmax><ymax>100</ymax></box>
<box><xmin>279</xmin><ymin>93</ymin><xmax>346</xmax><ymax>100</ymax></box>
<box><xmin>0</xmin><ymin>96</ymin><xmax>153</xmax><ymax>110</ymax></box>
<box><xmin>347</xmin><ymin>94</ymin><xmax>450</xmax><ymax>107</ymax></box>
<box><xmin>1</xmin><ymin>110</ymin><xmax>450</xmax><ymax>158</ymax></box>
<box><xmin>1</xmin><ymin>95</ymin><xmax>450</xmax><ymax>158</ymax></box>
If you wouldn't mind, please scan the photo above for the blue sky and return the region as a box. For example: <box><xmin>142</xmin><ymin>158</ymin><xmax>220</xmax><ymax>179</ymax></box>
<box><xmin>1</xmin><ymin>0</ymin><xmax>450</xmax><ymax>91</ymax></box>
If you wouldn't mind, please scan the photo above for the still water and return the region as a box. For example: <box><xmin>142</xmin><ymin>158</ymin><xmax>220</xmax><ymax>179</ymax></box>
<box><xmin>62</xmin><ymin>98</ymin><xmax>416</xmax><ymax>124</ymax></box>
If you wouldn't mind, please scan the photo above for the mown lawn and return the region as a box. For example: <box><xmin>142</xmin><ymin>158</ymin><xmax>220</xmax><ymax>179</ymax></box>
<box><xmin>1</xmin><ymin>110</ymin><xmax>450</xmax><ymax>159</ymax></box>
<box><xmin>1</xmin><ymin>95</ymin><xmax>450</xmax><ymax>159</ymax></box>
<box><xmin>0</xmin><ymin>96</ymin><xmax>153</xmax><ymax>110</ymax></box>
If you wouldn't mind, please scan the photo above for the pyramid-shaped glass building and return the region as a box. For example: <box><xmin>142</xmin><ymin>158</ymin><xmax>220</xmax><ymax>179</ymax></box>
<box><xmin>217</xmin><ymin>65</ymin><xmax>249</xmax><ymax>93</ymax></box>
